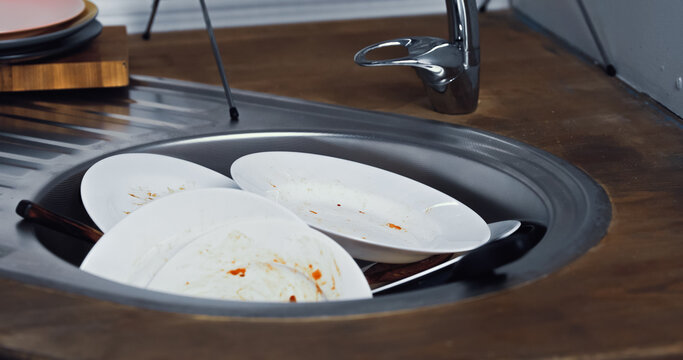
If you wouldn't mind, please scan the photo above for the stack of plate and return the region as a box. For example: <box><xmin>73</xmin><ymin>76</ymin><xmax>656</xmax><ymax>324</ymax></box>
<box><xmin>0</xmin><ymin>0</ymin><xmax>102</xmax><ymax>64</ymax></box>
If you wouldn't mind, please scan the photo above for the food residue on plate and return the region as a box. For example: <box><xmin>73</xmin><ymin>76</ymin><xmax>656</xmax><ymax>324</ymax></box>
<box><xmin>228</xmin><ymin>268</ymin><xmax>246</xmax><ymax>277</ymax></box>
<box><xmin>128</xmin><ymin>191</ymin><xmax>158</xmax><ymax>201</ymax></box>
<box><xmin>309</xmin><ymin>210</ymin><xmax>318</xmax><ymax>214</ymax></box>
<box><xmin>289</xmin><ymin>295</ymin><xmax>297</xmax><ymax>302</ymax></box>
<box><xmin>387</xmin><ymin>223</ymin><xmax>403</xmax><ymax>230</ymax></box>
<box><xmin>333</xmin><ymin>259</ymin><xmax>340</xmax><ymax>276</ymax></box>
<box><xmin>312</xmin><ymin>269</ymin><xmax>322</xmax><ymax>280</ymax></box>
<box><xmin>124</xmin><ymin>184</ymin><xmax>190</xmax><ymax>212</ymax></box>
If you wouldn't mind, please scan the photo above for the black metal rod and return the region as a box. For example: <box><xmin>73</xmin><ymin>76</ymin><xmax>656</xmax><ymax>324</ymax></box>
<box><xmin>479</xmin><ymin>0</ymin><xmax>491</xmax><ymax>13</ymax></box>
<box><xmin>142</xmin><ymin>0</ymin><xmax>161</xmax><ymax>40</ymax></box>
<box><xmin>576</xmin><ymin>0</ymin><xmax>616</xmax><ymax>76</ymax></box>
<box><xmin>198</xmin><ymin>0</ymin><xmax>239</xmax><ymax>120</ymax></box>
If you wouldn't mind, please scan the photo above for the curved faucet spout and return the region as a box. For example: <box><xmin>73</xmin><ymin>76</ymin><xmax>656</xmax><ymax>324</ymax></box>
<box><xmin>354</xmin><ymin>0</ymin><xmax>480</xmax><ymax>114</ymax></box>
<box><xmin>354</xmin><ymin>37</ymin><xmax>464</xmax><ymax>89</ymax></box>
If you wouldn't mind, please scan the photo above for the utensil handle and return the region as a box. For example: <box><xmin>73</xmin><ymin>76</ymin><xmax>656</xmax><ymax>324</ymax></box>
<box><xmin>365</xmin><ymin>253</ymin><xmax>453</xmax><ymax>285</ymax></box>
<box><xmin>374</xmin><ymin>221</ymin><xmax>546</xmax><ymax>295</ymax></box>
<box><xmin>15</xmin><ymin>200</ymin><xmax>102</xmax><ymax>243</ymax></box>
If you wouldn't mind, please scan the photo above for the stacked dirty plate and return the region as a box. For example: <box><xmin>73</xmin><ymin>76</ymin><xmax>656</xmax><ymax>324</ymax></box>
<box><xmin>0</xmin><ymin>0</ymin><xmax>102</xmax><ymax>63</ymax></box>
<box><xmin>78</xmin><ymin>153</ymin><xmax>373</xmax><ymax>303</ymax></box>
<box><xmin>74</xmin><ymin>152</ymin><xmax>492</xmax><ymax>303</ymax></box>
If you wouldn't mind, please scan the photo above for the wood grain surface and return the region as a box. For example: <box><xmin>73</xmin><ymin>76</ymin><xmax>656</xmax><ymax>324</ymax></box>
<box><xmin>0</xmin><ymin>26</ymin><xmax>129</xmax><ymax>92</ymax></box>
<box><xmin>1</xmin><ymin>12</ymin><xmax>682</xmax><ymax>359</ymax></box>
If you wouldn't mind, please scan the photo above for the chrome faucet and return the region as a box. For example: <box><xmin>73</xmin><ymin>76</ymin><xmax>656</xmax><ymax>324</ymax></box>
<box><xmin>354</xmin><ymin>0</ymin><xmax>480</xmax><ymax>114</ymax></box>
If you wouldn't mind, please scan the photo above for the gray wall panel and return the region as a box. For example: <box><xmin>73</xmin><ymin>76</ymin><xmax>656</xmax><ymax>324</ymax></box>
<box><xmin>513</xmin><ymin>0</ymin><xmax>683</xmax><ymax>117</ymax></box>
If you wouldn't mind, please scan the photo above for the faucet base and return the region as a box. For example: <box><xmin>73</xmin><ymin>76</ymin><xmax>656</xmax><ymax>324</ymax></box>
<box><xmin>422</xmin><ymin>63</ymin><xmax>479</xmax><ymax>114</ymax></box>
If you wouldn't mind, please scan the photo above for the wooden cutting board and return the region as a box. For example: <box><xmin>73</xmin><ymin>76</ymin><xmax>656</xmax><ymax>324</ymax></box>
<box><xmin>0</xmin><ymin>26</ymin><xmax>128</xmax><ymax>92</ymax></box>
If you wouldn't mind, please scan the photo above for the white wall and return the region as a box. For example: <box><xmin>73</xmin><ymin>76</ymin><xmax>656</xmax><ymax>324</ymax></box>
<box><xmin>512</xmin><ymin>0</ymin><xmax>683</xmax><ymax>117</ymax></box>
<box><xmin>96</xmin><ymin>0</ymin><xmax>508</xmax><ymax>33</ymax></box>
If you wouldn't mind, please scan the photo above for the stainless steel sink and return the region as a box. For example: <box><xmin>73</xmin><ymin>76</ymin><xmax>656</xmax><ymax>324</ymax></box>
<box><xmin>0</xmin><ymin>76</ymin><xmax>611</xmax><ymax>317</ymax></box>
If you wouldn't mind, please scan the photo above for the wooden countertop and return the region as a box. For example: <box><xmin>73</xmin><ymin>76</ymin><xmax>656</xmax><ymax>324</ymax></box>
<box><xmin>2</xmin><ymin>12</ymin><xmax>682</xmax><ymax>359</ymax></box>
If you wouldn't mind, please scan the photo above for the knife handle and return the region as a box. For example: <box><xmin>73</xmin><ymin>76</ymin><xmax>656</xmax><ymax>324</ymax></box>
<box><xmin>16</xmin><ymin>200</ymin><xmax>102</xmax><ymax>244</ymax></box>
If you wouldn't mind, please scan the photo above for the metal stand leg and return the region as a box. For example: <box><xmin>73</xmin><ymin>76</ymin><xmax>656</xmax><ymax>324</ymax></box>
<box><xmin>142</xmin><ymin>0</ymin><xmax>161</xmax><ymax>40</ymax></box>
<box><xmin>576</xmin><ymin>0</ymin><xmax>616</xmax><ymax>76</ymax></box>
<box><xmin>199</xmin><ymin>0</ymin><xmax>239</xmax><ymax>121</ymax></box>
<box><xmin>479</xmin><ymin>0</ymin><xmax>491</xmax><ymax>13</ymax></box>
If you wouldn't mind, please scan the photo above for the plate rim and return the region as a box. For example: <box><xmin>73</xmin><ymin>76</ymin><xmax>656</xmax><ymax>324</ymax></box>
<box><xmin>0</xmin><ymin>0</ymin><xmax>98</xmax><ymax>50</ymax></box>
<box><xmin>0</xmin><ymin>0</ymin><xmax>86</xmax><ymax>35</ymax></box>
<box><xmin>0</xmin><ymin>19</ymin><xmax>102</xmax><ymax>64</ymax></box>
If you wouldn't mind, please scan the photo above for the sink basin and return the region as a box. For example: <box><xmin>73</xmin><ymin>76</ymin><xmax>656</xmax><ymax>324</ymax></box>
<box><xmin>0</xmin><ymin>76</ymin><xmax>611</xmax><ymax>317</ymax></box>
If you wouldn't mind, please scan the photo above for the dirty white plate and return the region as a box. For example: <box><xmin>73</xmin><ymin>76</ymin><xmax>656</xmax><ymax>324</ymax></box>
<box><xmin>230</xmin><ymin>151</ymin><xmax>490</xmax><ymax>263</ymax></box>
<box><xmin>147</xmin><ymin>218</ymin><xmax>371</xmax><ymax>302</ymax></box>
<box><xmin>81</xmin><ymin>153</ymin><xmax>239</xmax><ymax>232</ymax></box>
<box><xmin>80</xmin><ymin>188</ymin><xmax>372</xmax><ymax>302</ymax></box>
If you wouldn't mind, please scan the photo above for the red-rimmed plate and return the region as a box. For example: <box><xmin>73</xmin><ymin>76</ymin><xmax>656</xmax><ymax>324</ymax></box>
<box><xmin>0</xmin><ymin>0</ymin><xmax>86</xmax><ymax>35</ymax></box>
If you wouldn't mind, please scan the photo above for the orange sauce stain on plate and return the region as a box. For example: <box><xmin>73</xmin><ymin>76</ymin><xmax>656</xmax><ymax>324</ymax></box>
<box><xmin>312</xmin><ymin>269</ymin><xmax>322</xmax><ymax>280</ymax></box>
<box><xmin>387</xmin><ymin>223</ymin><xmax>403</xmax><ymax>230</ymax></box>
<box><xmin>228</xmin><ymin>268</ymin><xmax>246</xmax><ymax>277</ymax></box>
